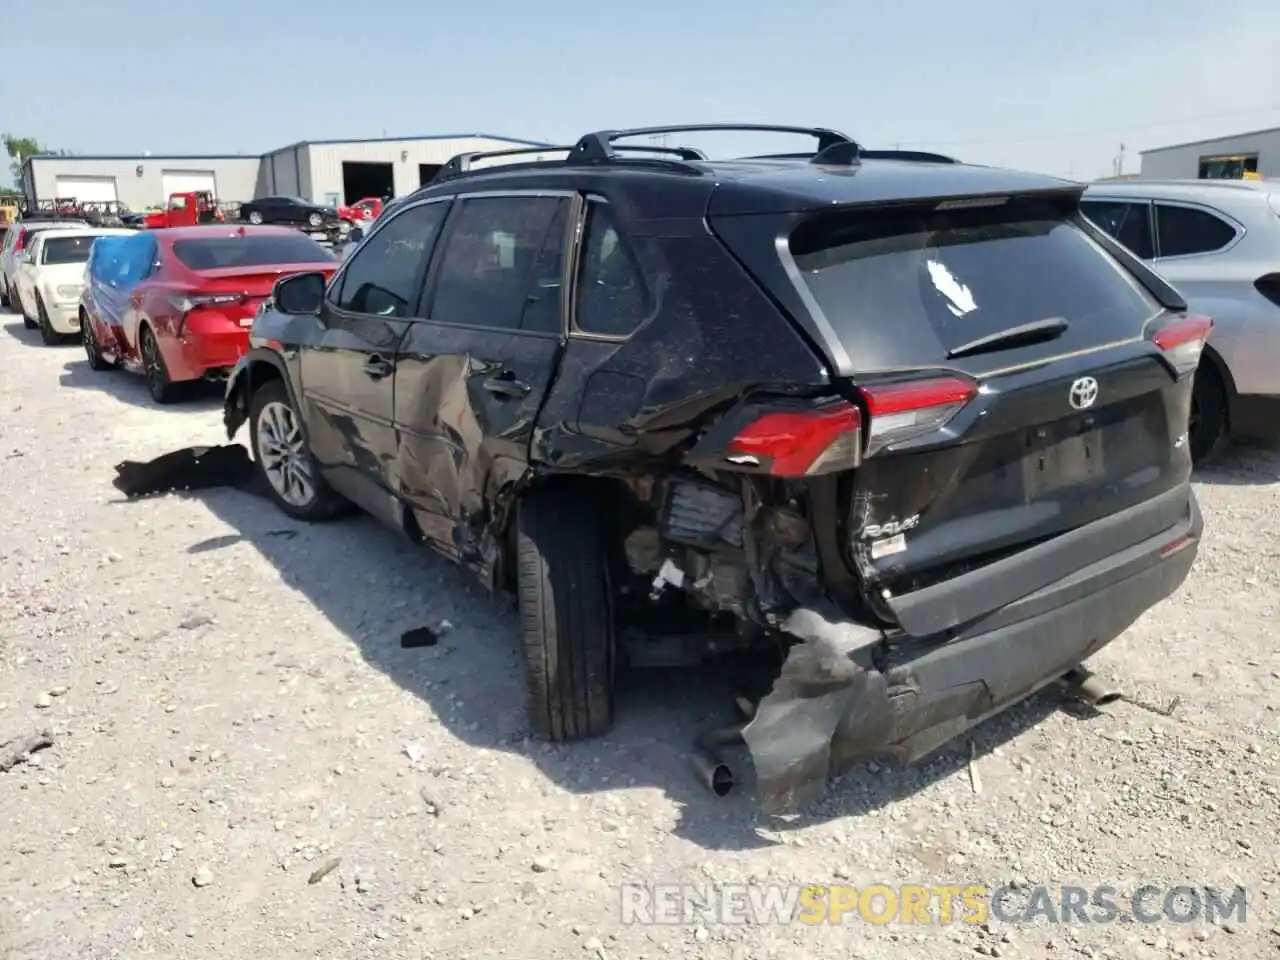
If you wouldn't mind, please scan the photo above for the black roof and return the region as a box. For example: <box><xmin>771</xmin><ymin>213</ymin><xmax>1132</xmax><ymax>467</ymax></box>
<box><xmin>404</xmin><ymin>123</ymin><xmax>1081</xmax><ymax>218</ymax></box>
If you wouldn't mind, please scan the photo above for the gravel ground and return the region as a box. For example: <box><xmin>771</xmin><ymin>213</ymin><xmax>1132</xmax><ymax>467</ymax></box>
<box><xmin>1</xmin><ymin>307</ymin><xmax>1277</xmax><ymax>960</ymax></box>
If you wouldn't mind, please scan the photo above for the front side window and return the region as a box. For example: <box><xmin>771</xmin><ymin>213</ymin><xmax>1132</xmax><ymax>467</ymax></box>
<box><xmin>429</xmin><ymin>196</ymin><xmax>564</xmax><ymax>331</ymax></box>
<box><xmin>333</xmin><ymin>201</ymin><xmax>447</xmax><ymax>317</ymax></box>
<box><xmin>574</xmin><ymin>203</ymin><xmax>648</xmax><ymax>337</ymax></box>
<box><xmin>1081</xmin><ymin>200</ymin><xmax>1154</xmax><ymax>260</ymax></box>
<box><xmin>1154</xmin><ymin>204</ymin><xmax>1237</xmax><ymax>258</ymax></box>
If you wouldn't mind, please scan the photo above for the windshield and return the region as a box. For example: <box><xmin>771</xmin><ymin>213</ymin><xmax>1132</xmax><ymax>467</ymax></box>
<box><xmin>171</xmin><ymin>234</ymin><xmax>336</xmax><ymax>270</ymax></box>
<box><xmin>41</xmin><ymin>236</ymin><xmax>99</xmax><ymax>265</ymax></box>
<box><xmin>789</xmin><ymin>199</ymin><xmax>1161</xmax><ymax>367</ymax></box>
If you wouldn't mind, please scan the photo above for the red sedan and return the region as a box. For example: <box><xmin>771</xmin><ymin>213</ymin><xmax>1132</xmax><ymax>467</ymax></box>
<box><xmin>81</xmin><ymin>225</ymin><xmax>338</xmax><ymax>403</ymax></box>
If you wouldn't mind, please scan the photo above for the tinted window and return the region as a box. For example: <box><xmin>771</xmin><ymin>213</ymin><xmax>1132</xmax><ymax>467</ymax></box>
<box><xmin>1081</xmin><ymin>200</ymin><xmax>1154</xmax><ymax>259</ymax></box>
<box><xmin>789</xmin><ymin>201</ymin><xmax>1160</xmax><ymax>364</ymax></box>
<box><xmin>171</xmin><ymin>234</ymin><xmax>335</xmax><ymax>270</ymax></box>
<box><xmin>1155</xmin><ymin>204</ymin><xmax>1237</xmax><ymax>258</ymax></box>
<box><xmin>334</xmin><ymin>201</ymin><xmax>447</xmax><ymax>317</ymax></box>
<box><xmin>575</xmin><ymin>204</ymin><xmax>648</xmax><ymax>336</ymax></box>
<box><xmin>41</xmin><ymin>236</ymin><xmax>97</xmax><ymax>265</ymax></box>
<box><xmin>429</xmin><ymin>196</ymin><xmax>563</xmax><ymax>330</ymax></box>
<box><xmin>518</xmin><ymin>201</ymin><xmax>568</xmax><ymax>334</ymax></box>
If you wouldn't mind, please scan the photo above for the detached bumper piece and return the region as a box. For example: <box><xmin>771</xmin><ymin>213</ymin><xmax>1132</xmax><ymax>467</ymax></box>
<box><xmin>739</xmin><ymin>487</ymin><xmax>1203</xmax><ymax>815</ymax></box>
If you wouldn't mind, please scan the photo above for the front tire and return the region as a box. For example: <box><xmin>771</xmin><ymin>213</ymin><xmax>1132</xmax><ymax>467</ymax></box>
<box><xmin>515</xmin><ymin>484</ymin><xmax>616</xmax><ymax>741</ymax></box>
<box><xmin>35</xmin><ymin>295</ymin><xmax>61</xmax><ymax>345</ymax></box>
<box><xmin>1189</xmin><ymin>364</ymin><xmax>1228</xmax><ymax>464</ymax></box>
<box><xmin>13</xmin><ymin>288</ymin><xmax>34</xmax><ymax>328</ymax></box>
<box><xmin>307</xmin><ymin>212</ymin><xmax>323</xmax><ymax>228</ymax></box>
<box><xmin>82</xmin><ymin>313</ymin><xmax>115</xmax><ymax>371</ymax></box>
<box><xmin>248</xmin><ymin>379</ymin><xmax>344</xmax><ymax>521</ymax></box>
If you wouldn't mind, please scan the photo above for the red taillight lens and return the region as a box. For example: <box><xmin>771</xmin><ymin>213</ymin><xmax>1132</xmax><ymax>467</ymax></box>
<box><xmin>1152</xmin><ymin>314</ymin><xmax>1213</xmax><ymax>375</ymax></box>
<box><xmin>727</xmin><ymin>401</ymin><xmax>862</xmax><ymax>477</ymax></box>
<box><xmin>1255</xmin><ymin>273</ymin><xmax>1280</xmax><ymax>309</ymax></box>
<box><xmin>14</xmin><ymin>229</ymin><xmax>27</xmax><ymax>251</ymax></box>
<box><xmin>858</xmin><ymin>375</ymin><xmax>977</xmax><ymax>456</ymax></box>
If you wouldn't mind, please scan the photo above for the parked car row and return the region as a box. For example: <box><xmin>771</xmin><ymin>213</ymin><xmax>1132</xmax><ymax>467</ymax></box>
<box><xmin>1</xmin><ymin>124</ymin><xmax>1230</xmax><ymax>811</ymax></box>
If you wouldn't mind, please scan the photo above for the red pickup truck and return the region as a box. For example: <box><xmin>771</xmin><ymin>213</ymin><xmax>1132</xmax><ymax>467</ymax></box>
<box><xmin>144</xmin><ymin>191</ymin><xmax>225</xmax><ymax>229</ymax></box>
<box><xmin>336</xmin><ymin>196</ymin><xmax>383</xmax><ymax>224</ymax></box>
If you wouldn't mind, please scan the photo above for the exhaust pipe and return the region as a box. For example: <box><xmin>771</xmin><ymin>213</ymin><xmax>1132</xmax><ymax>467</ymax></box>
<box><xmin>1062</xmin><ymin>666</ymin><xmax>1124</xmax><ymax>707</ymax></box>
<box><xmin>692</xmin><ymin>723</ymin><xmax>746</xmax><ymax>797</ymax></box>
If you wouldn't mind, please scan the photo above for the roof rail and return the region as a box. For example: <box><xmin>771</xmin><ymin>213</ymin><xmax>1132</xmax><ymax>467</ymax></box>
<box><xmin>429</xmin><ymin>139</ymin><xmax>714</xmax><ymax>186</ymax></box>
<box><xmin>432</xmin><ymin>145</ymin><xmax>575</xmax><ymax>183</ymax></box>
<box><xmin>569</xmin><ymin>123</ymin><xmax>857</xmax><ymax>165</ymax></box>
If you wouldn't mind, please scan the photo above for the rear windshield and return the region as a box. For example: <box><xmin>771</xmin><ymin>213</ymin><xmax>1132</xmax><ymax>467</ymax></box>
<box><xmin>171</xmin><ymin>234</ymin><xmax>336</xmax><ymax>270</ymax></box>
<box><xmin>42</xmin><ymin>236</ymin><xmax>97</xmax><ymax>265</ymax></box>
<box><xmin>789</xmin><ymin>199</ymin><xmax>1160</xmax><ymax>365</ymax></box>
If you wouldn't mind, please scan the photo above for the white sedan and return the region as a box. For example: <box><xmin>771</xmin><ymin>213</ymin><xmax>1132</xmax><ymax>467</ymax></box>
<box><xmin>13</xmin><ymin>227</ymin><xmax>134</xmax><ymax>344</ymax></box>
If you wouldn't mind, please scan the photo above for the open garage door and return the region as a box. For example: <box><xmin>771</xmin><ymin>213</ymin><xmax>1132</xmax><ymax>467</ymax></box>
<box><xmin>161</xmin><ymin>169</ymin><xmax>217</xmax><ymax>198</ymax></box>
<box><xmin>54</xmin><ymin>176</ymin><xmax>118</xmax><ymax>202</ymax></box>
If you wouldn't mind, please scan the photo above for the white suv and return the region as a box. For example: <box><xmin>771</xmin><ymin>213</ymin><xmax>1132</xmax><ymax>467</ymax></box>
<box><xmin>1082</xmin><ymin>179</ymin><xmax>1280</xmax><ymax>461</ymax></box>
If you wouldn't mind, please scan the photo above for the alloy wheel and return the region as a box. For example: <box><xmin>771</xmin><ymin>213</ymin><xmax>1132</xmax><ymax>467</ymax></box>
<box><xmin>256</xmin><ymin>400</ymin><xmax>316</xmax><ymax>508</ymax></box>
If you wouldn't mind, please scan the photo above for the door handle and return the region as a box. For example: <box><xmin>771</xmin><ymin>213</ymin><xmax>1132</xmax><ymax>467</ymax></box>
<box><xmin>364</xmin><ymin>354</ymin><xmax>394</xmax><ymax>379</ymax></box>
<box><xmin>482</xmin><ymin>374</ymin><xmax>532</xmax><ymax>399</ymax></box>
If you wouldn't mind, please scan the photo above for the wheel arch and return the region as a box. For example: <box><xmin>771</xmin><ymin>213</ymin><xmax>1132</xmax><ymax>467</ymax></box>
<box><xmin>1199</xmin><ymin>343</ymin><xmax>1235</xmax><ymax>432</ymax></box>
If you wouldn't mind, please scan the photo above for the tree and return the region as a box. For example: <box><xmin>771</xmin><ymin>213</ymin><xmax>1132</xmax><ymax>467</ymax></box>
<box><xmin>2</xmin><ymin>134</ymin><xmax>69</xmax><ymax>195</ymax></box>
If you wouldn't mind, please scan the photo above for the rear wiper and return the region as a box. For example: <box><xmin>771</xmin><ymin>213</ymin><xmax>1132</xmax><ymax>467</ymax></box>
<box><xmin>946</xmin><ymin>317</ymin><xmax>1069</xmax><ymax>359</ymax></box>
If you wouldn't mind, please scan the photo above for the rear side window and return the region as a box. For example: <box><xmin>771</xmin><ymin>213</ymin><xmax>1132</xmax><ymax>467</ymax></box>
<box><xmin>574</xmin><ymin>203</ymin><xmax>648</xmax><ymax>337</ymax></box>
<box><xmin>334</xmin><ymin>200</ymin><xmax>447</xmax><ymax>317</ymax></box>
<box><xmin>42</xmin><ymin>236</ymin><xmax>96</xmax><ymax>265</ymax></box>
<box><xmin>1154</xmin><ymin>204</ymin><xmax>1237</xmax><ymax>258</ymax></box>
<box><xmin>789</xmin><ymin>200</ymin><xmax>1160</xmax><ymax>362</ymax></box>
<box><xmin>428</xmin><ymin>196</ymin><xmax>565</xmax><ymax>331</ymax></box>
<box><xmin>171</xmin><ymin>234</ymin><xmax>335</xmax><ymax>270</ymax></box>
<box><xmin>1081</xmin><ymin>200</ymin><xmax>1154</xmax><ymax>259</ymax></box>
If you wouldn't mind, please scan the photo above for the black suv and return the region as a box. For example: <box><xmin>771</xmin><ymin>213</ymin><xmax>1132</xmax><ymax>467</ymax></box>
<box><xmin>224</xmin><ymin>124</ymin><xmax>1205</xmax><ymax>812</ymax></box>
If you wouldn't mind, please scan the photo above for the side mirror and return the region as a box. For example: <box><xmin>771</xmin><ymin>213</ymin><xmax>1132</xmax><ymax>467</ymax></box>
<box><xmin>273</xmin><ymin>271</ymin><xmax>326</xmax><ymax>315</ymax></box>
<box><xmin>348</xmin><ymin>226</ymin><xmax>365</xmax><ymax>243</ymax></box>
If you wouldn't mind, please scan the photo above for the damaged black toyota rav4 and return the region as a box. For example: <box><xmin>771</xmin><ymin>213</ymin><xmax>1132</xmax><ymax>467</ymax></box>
<box><xmin>224</xmin><ymin>124</ymin><xmax>1205</xmax><ymax>813</ymax></box>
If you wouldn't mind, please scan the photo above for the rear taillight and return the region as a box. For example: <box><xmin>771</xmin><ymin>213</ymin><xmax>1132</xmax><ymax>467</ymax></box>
<box><xmin>14</xmin><ymin>229</ymin><xmax>27</xmax><ymax>251</ymax></box>
<box><xmin>1255</xmin><ymin>273</ymin><xmax>1280</xmax><ymax>309</ymax></box>
<box><xmin>169</xmin><ymin>292</ymin><xmax>244</xmax><ymax>314</ymax></box>
<box><xmin>858</xmin><ymin>375</ymin><xmax>978</xmax><ymax>457</ymax></box>
<box><xmin>727</xmin><ymin>401</ymin><xmax>863</xmax><ymax>477</ymax></box>
<box><xmin>1152</xmin><ymin>314</ymin><xmax>1213</xmax><ymax>375</ymax></box>
<box><xmin>725</xmin><ymin>374</ymin><xmax>979</xmax><ymax>476</ymax></box>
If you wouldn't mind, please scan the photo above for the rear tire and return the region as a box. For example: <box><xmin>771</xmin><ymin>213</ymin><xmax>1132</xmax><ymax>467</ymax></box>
<box><xmin>515</xmin><ymin>484</ymin><xmax>616</xmax><ymax>741</ymax></box>
<box><xmin>1189</xmin><ymin>364</ymin><xmax>1228</xmax><ymax>464</ymax></box>
<box><xmin>1</xmin><ymin>278</ymin><xmax>9</xmax><ymax>307</ymax></box>
<box><xmin>247</xmin><ymin>210</ymin><xmax>264</xmax><ymax>225</ymax></box>
<box><xmin>248</xmin><ymin>379</ymin><xmax>345</xmax><ymax>522</ymax></box>
<box><xmin>139</xmin><ymin>325</ymin><xmax>178</xmax><ymax>404</ymax></box>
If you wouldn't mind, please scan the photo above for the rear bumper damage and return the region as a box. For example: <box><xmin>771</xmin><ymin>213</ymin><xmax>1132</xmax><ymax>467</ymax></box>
<box><xmin>739</xmin><ymin>486</ymin><xmax>1203</xmax><ymax>814</ymax></box>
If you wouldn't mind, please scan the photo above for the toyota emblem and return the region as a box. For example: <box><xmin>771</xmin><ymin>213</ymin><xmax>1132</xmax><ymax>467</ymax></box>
<box><xmin>1068</xmin><ymin>376</ymin><xmax>1099</xmax><ymax>410</ymax></box>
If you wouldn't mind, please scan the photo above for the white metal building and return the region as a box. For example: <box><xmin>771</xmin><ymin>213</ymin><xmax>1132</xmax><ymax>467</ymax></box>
<box><xmin>21</xmin><ymin>132</ymin><xmax>550</xmax><ymax>211</ymax></box>
<box><xmin>21</xmin><ymin>155</ymin><xmax>261</xmax><ymax>209</ymax></box>
<box><xmin>260</xmin><ymin>134</ymin><xmax>553</xmax><ymax>206</ymax></box>
<box><xmin>1140</xmin><ymin>126</ymin><xmax>1280</xmax><ymax>180</ymax></box>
